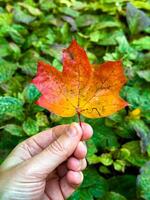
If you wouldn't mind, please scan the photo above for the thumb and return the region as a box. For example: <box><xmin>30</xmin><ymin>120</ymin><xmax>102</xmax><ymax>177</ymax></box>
<box><xmin>23</xmin><ymin>123</ymin><xmax>82</xmax><ymax>177</ymax></box>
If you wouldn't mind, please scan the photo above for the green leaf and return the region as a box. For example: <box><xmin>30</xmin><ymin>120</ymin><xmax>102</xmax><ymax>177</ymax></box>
<box><xmin>23</xmin><ymin>117</ymin><xmax>39</xmax><ymax>136</ymax></box>
<box><xmin>13</xmin><ymin>5</ymin><xmax>36</xmax><ymax>24</ymax></box>
<box><xmin>95</xmin><ymin>15</ymin><xmax>120</xmax><ymax>30</ymax></box>
<box><xmin>113</xmin><ymin>160</ymin><xmax>126</xmax><ymax>172</ymax></box>
<box><xmin>4</xmin><ymin>124</ymin><xmax>24</xmax><ymax>137</ymax></box>
<box><xmin>23</xmin><ymin>84</ymin><xmax>41</xmax><ymax>103</ymax></box>
<box><xmin>52</xmin><ymin>59</ymin><xmax>62</xmax><ymax>71</ymax></box>
<box><xmin>19</xmin><ymin>50</ymin><xmax>39</xmax><ymax>76</ymax></box>
<box><xmin>82</xmin><ymin>167</ymin><xmax>106</xmax><ymax>186</ymax></box>
<box><xmin>9</xmin><ymin>43</ymin><xmax>21</xmax><ymax>60</ymax></box>
<box><xmin>115</xmin><ymin>33</ymin><xmax>138</xmax><ymax>60</ymax></box>
<box><xmin>69</xmin><ymin>167</ymin><xmax>108</xmax><ymax>200</ymax></box>
<box><xmin>89</xmin><ymin>183</ymin><xmax>107</xmax><ymax>198</ymax></box>
<box><xmin>87</xmin><ymin>154</ymin><xmax>101</xmax><ymax>165</ymax></box>
<box><xmin>137</xmin><ymin>162</ymin><xmax>150</xmax><ymax>200</ymax></box>
<box><xmin>82</xmin><ymin>167</ymin><xmax>108</xmax><ymax>198</ymax></box>
<box><xmin>126</xmin><ymin>3</ymin><xmax>150</xmax><ymax>34</ymax></box>
<box><xmin>48</xmin><ymin>45</ymin><xmax>65</xmax><ymax>60</ymax></box>
<box><xmin>76</xmin><ymin>14</ymin><xmax>98</xmax><ymax>27</ymax></box>
<box><xmin>58</xmin><ymin>7</ymin><xmax>79</xmax><ymax>18</ymax></box>
<box><xmin>0</xmin><ymin>59</ymin><xmax>17</xmax><ymax>84</ymax></box>
<box><xmin>137</xmin><ymin>70</ymin><xmax>150</xmax><ymax>82</ymax></box>
<box><xmin>90</xmin><ymin>30</ymin><xmax>123</xmax><ymax>46</ymax></box>
<box><xmin>99</xmin><ymin>153</ymin><xmax>113</xmax><ymax>166</ymax></box>
<box><xmin>9</xmin><ymin>27</ymin><xmax>25</xmax><ymax>44</ymax></box>
<box><xmin>122</xmin><ymin>86</ymin><xmax>150</xmax><ymax>111</ymax></box>
<box><xmin>86</xmin><ymin>138</ymin><xmax>97</xmax><ymax>159</ymax></box>
<box><xmin>39</xmin><ymin>0</ymin><xmax>56</xmax><ymax>11</ymax></box>
<box><xmin>87</xmin><ymin>153</ymin><xmax>114</xmax><ymax>167</ymax></box>
<box><xmin>86</xmin><ymin>119</ymin><xmax>119</xmax><ymax>151</ymax></box>
<box><xmin>129</xmin><ymin>119</ymin><xmax>150</xmax><ymax>154</ymax></box>
<box><xmin>132</xmin><ymin>1</ymin><xmax>150</xmax><ymax>11</ymax></box>
<box><xmin>102</xmin><ymin>192</ymin><xmax>127</xmax><ymax>200</ymax></box>
<box><xmin>0</xmin><ymin>74</ymin><xmax>25</xmax><ymax>96</ymax></box>
<box><xmin>0</xmin><ymin>96</ymin><xmax>24</xmax><ymax>121</ymax></box>
<box><xmin>69</xmin><ymin>189</ymin><xmax>93</xmax><ymax>200</ymax></box>
<box><xmin>0</xmin><ymin>38</ymin><xmax>10</xmax><ymax>57</ymax></box>
<box><xmin>90</xmin><ymin>31</ymin><xmax>100</xmax><ymax>42</ymax></box>
<box><xmin>131</xmin><ymin>36</ymin><xmax>150</xmax><ymax>51</ymax></box>
<box><xmin>108</xmin><ymin>175</ymin><xmax>137</xmax><ymax>199</ymax></box>
<box><xmin>36</xmin><ymin>112</ymin><xmax>49</xmax><ymax>127</ymax></box>
<box><xmin>18</xmin><ymin>2</ymin><xmax>42</xmax><ymax>16</ymax></box>
<box><xmin>117</xmin><ymin>148</ymin><xmax>131</xmax><ymax>160</ymax></box>
<box><xmin>0</xmin><ymin>13</ymin><xmax>12</xmax><ymax>26</ymax></box>
<box><xmin>99</xmin><ymin>166</ymin><xmax>111</xmax><ymax>174</ymax></box>
<box><xmin>60</xmin><ymin>23</ymin><xmax>71</xmax><ymax>43</ymax></box>
<box><xmin>123</xmin><ymin>141</ymin><xmax>148</xmax><ymax>167</ymax></box>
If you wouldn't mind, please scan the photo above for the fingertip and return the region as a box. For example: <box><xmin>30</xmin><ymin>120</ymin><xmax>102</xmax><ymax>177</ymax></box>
<box><xmin>70</xmin><ymin>122</ymin><xmax>83</xmax><ymax>138</ymax></box>
<box><xmin>67</xmin><ymin>171</ymin><xmax>83</xmax><ymax>186</ymax></box>
<box><xmin>81</xmin><ymin>122</ymin><xmax>93</xmax><ymax>140</ymax></box>
<box><xmin>66</xmin><ymin>122</ymin><xmax>82</xmax><ymax>140</ymax></box>
<box><xmin>74</xmin><ymin>141</ymin><xmax>87</xmax><ymax>159</ymax></box>
<box><xmin>67</xmin><ymin>157</ymin><xmax>80</xmax><ymax>171</ymax></box>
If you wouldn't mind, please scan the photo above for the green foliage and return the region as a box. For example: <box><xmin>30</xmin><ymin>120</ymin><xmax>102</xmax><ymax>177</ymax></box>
<box><xmin>23</xmin><ymin>117</ymin><xmax>39</xmax><ymax>136</ymax></box>
<box><xmin>69</xmin><ymin>167</ymin><xmax>109</xmax><ymax>200</ymax></box>
<box><xmin>126</xmin><ymin>3</ymin><xmax>150</xmax><ymax>34</ymax></box>
<box><xmin>108</xmin><ymin>175</ymin><xmax>137</xmax><ymax>199</ymax></box>
<box><xmin>102</xmin><ymin>192</ymin><xmax>127</xmax><ymax>200</ymax></box>
<box><xmin>3</xmin><ymin>124</ymin><xmax>24</xmax><ymax>137</ymax></box>
<box><xmin>0</xmin><ymin>96</ymin><xmax>24</xmax><ymax>120</ymax></box>
<box><xmin>0</xmin><ymin>0</ymin><xmax>150</xmax><ymax>199</ymax></box>
<box><xmin>0</xmin><ymin>59</ymin><xmax>17</xmax><ymax>83</ymax></box>
<box><xmin>137</xmin><ymin>162</ymin><xmax>150</xmax><ymax>200</ymax></box>
<box><xmin>123</xmin><ymin>141</ymin><xmax>148</xmax><ymax>167</ymax></box>
<box><xmin>23</xmin><ymin>83</ymin><xmax>41</xmax><ymax>103</ymax></box>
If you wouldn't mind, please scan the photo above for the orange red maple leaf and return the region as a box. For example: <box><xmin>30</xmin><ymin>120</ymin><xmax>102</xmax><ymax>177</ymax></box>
<box><xmin>32</xmin><ymin>40</ymin><xmax>128</xmax><ymax>118</ymax></box>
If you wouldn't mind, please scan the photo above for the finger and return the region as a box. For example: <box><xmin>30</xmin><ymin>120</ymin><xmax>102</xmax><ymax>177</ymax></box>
<box><xmin>1</xmin><ymin>123</ymin><xmax>91</xmax><ymax>170</ymax></box>
<box><xmin>81</xmin><ymin>122</ymin><xmax>93</xmax><ymax>141</ymax></box>
<box><xmin>0</xmin><ymin>125</ymin><xmax>69</xmax><ymax>170</ymax></box>
<box><xmin>74</xmin><ymin>141</ymin><xmax>87</xmax><ymax>159</ymax></box>
<box><xmin>57</xmin><ymin>162</ymin><xmax>68</xmax><ymax>178</ymax></box>
<box><xmin>60</xmin><ymin>171</ymin><xmax>83</xmax><ymax>199</ymax></box>
<box><xmin>20</xmin><ymin>124</ymin><xmax>69</xmax><ymax>155</ymax></box>
<box><xmin>67</xmin><ymin>157</ymin><xmax>87</xmax><ymax>171</ymax></box>
<box><xmin>22</xmin><ymin>122</ymin><xmax>92</xmax><ymax>156</ymax></box>
<box><xmin>45</xmin><ymin>178</ymin><xmax>64</xmax><ymax>200</ymax></box>
<box><xmin>23</xmin><ymin>123</ymin><xmax>83</xmax><ymax>177</ymax></box>
<box><xmin>67</xmin><ymin>171</ymin><xmax>83</xmax><ymax>186</ymax></box>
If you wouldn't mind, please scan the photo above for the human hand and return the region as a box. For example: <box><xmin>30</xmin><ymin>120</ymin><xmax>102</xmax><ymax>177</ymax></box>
<box><xmin>0</xmin><ymin>122</ymin><xmax>93</xmax><ymax>200</ymax></box>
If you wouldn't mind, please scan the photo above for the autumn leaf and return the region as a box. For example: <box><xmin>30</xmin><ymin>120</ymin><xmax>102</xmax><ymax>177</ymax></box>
<box><xmin>32</xmin><ymin>40</ymin><xmax>128</xmax><ymax>119</ymax></box>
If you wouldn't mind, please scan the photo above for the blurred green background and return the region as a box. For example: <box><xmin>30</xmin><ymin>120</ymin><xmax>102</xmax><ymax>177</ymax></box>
<box><xmin>0</xmin><ymin>0</ymin><xmax>150</xmax><ymax>199</ymax></box>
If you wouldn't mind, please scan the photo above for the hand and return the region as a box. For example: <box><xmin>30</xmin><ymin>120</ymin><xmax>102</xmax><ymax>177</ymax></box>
<box><xmin>0</xmin><ymin>122</ymin><xmax>93</xmax><ymax>200</ymax></box>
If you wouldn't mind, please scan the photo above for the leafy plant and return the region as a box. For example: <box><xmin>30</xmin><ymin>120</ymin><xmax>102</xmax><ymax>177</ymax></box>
<box><xmin>0</xmin><ymin>0</ymin><xmax>150</xmax><ymax>199</ymax></box>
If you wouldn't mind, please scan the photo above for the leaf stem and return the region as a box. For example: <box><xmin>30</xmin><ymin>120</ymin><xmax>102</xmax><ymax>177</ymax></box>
<box><xmin>77</xmin><ymin>112</ymin><xmax>82</xmax><ymax>128</ymax></box>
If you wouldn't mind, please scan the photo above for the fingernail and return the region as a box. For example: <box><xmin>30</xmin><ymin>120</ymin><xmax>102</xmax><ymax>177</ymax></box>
<box><xmin>82</xmin><ymin>123</ymin><xmax>93</xmax><ymax>137</ymax></box>
<box><xmin>67</xmin><ymin>122</ymin><xmax>78</xmax><ymax>137</ymax></box>
<box><xmin>76</xmin><ymin>172</ymin><xmax>83</xmax><ymax>182</ymax></box>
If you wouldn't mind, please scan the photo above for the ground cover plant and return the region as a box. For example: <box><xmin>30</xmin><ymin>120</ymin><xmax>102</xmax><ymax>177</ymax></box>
<box><xmin>0</xmin><ymin>0</ymin><xmax>150</xmax><ymax>199</ymax></box>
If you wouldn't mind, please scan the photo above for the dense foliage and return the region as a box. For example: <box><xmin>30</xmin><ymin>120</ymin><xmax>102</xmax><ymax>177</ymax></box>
<box><xmin>0</xmin><ymin>0</ymin><xmax>150</xmax><ymax>199</ymax></box>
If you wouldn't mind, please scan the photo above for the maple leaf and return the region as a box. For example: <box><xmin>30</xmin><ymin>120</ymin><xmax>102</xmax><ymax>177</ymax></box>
<box><xmin>32</xmin><ymin>40</ymin><xmax>128</xmax><ymax>119</ymax></box>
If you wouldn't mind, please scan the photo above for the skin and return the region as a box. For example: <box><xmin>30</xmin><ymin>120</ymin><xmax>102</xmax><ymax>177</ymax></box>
<box><xmin>0</xmin><ymin>122</ymin><xmax>93</xmax><ymax>200</ymax></box>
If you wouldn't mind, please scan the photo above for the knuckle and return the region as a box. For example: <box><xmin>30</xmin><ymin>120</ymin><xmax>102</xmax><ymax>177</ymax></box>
<box><xmin>50</xmin><ymin>140</ymin><xmax>68</xmax><ymax>158</ymax></box>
